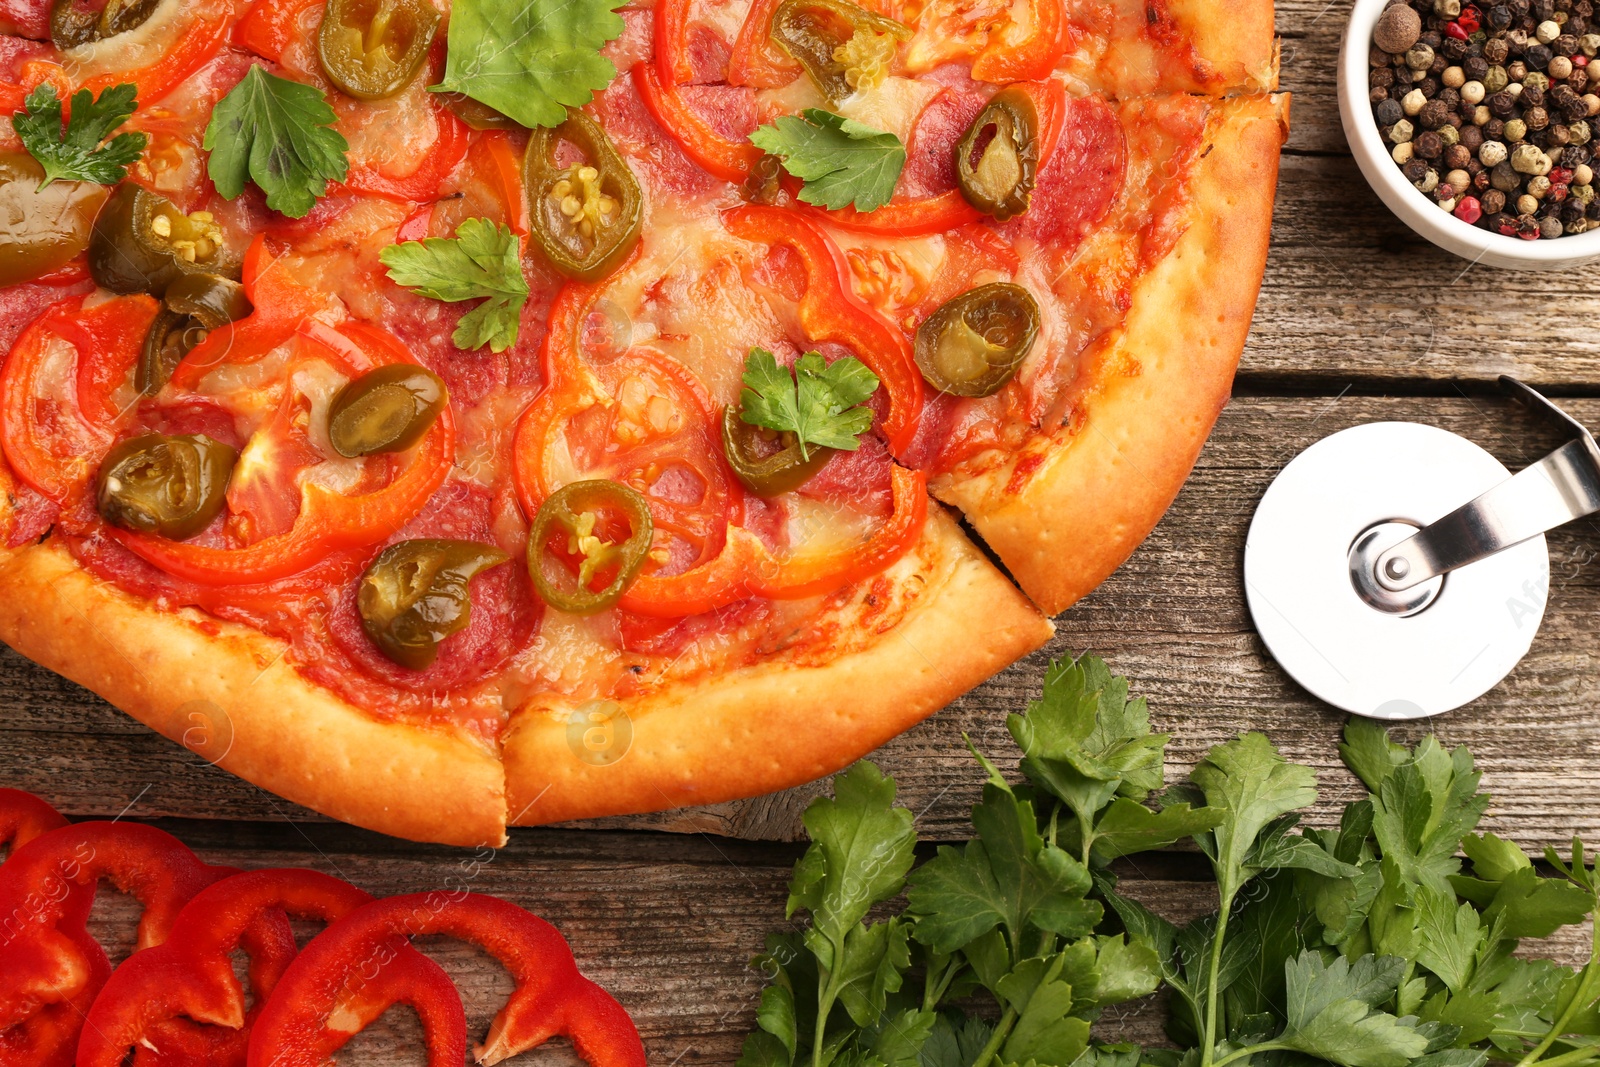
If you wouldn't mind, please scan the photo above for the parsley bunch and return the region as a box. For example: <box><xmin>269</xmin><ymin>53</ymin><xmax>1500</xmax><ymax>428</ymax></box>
<box><xmin>741</xmin><ymin>656</ymin><xmax>1600</xmax><ymax>1067</ymax></box>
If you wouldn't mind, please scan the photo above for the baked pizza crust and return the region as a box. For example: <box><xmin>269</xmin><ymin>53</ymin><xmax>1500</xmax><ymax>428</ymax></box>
<box><xmin>937</xmin><ymin>92</ymin><xmax>1290</xmax><ymax>617</ymax></box>
<box><xmin>0</xmin><ymin>538</ymin><xmax>510</xmax><ymax>846</ymax></box>
<box><xmin>0</xmin><ymin>506</ymin><xmax>1049</xmax><ymax>842</ymax></box>
<box><xmin>501</xmin><ymin>507</ymin><xmax>1052</xmax><ymax>826</ymax></box>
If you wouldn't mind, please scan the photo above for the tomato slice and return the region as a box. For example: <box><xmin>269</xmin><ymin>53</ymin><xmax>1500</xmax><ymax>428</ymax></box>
<box><xmin>111</xmin><ymin>320</ymin><xmax>453</xmax><ymax>585</ymax></box>
<box><xmin>0</xmin><ymin>294</ymin><xmax>159</xmax><ymax>503</ymax></box>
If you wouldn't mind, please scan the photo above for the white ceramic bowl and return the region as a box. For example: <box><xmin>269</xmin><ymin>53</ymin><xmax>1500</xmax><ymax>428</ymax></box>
<box><xmin>1339</xmin><ymin>0</ymin><xmax>1600</xmax><ymax>268</ymax></box>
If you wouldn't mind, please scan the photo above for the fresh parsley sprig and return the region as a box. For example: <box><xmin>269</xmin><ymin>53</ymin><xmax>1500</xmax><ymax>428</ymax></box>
<box><xmin>380</xmin><ymin>217</ymin><xmax>529</xmax><ymax>353</ymax></box>
<box><xmin>749</xmin><ymin>109</ymin><xmax>906</xmax><ymax>213</ymax></box>
<box><xmin>432</xmin><ymin>0</ymin><xmax>627</xmax><ymax>129</ymax></box>
<box><xmin>738</xmin><ymin>349</ymin><xmax>880</xmax><ymax>460</ymax></box>
<box><xmin>204</xmin><ymin>66</ymin><xmax>349</xmax><ymax>219</ymax></box>
<box><xmin>11</xmin><ymin>83</ymin><xmax>148</xmax><ymax>187</ymax></box>
<box><xmin>742</xmin><ymin>657</ymin><xmax>1600</xmax><ymax>1067</ymax></box>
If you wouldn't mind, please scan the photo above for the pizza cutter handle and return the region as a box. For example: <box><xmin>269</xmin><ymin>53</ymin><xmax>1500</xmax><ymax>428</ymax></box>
<box><xmin>1375</xmin><ymin>378</ymin><xmax>1600</xmax><ymax>592</ymax></box>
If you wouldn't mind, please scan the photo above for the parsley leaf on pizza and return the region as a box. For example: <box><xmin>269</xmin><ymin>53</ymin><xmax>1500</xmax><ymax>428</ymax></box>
<box><xmin>432</xmin><ymin>0</ymin><xmax>627</xmax><ymax>130</ymax></box>
<box><xmin>204</xmin><ymin>66</ymin><xmax>349</xmax><ymax>219</ymax></box>
<box><xmin>748</xmin><ymin>109</ymin><xmax>906</xmax><ymax>212</ymax></box>
<box><xmin>738</xmin><ymin>349</ymin><xmax>880</xmax><ymax>460</ymax></box>
<box><xmin>380</xmin><ymin>217</ymin><xmax>529</xmax><ymax>353</ymax></box>
<box><xmin>12</xmin><ymin>84</ymin><xmax>148</xmax><ymax>187</ymax></box>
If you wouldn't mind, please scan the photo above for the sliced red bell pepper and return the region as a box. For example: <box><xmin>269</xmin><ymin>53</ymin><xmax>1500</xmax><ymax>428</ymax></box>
<box><xmin>723</xmin><ymin>204</ymin><xmax>923</xmax><ymax>455</ymax></box>
<box><xmin>728</xmin><ymin>0</ymin><xmax>801</xmax><ymax>87</ymax></box>
<box><xmin>77</xmin><ymin>868</ymin><xmax>460</xmax><ymax>1067</ymax></box>
<box><xmin>654</xmin><ymin>0</ymin><xmax>694</xmax><ymax>84</ymax></box>
<box><xmin>77</xmin><ymin>13</ymin><xmax>230</xmax><ymax>105</ymax></box>
<box><xmin>0</xmin><ymin>294</ymin><xmax>159</xmax><ymax>503</ymax></box>
<box><xmin>0</xmin><ymin>789</ymin><xmax>67</xmax><ymax>855</ymax></box>
<box><xmin>115</xmin><ymin>319</ymin><xmax>455</xmax><ymax>584</ymax></box>
<box><xmin>342</xmin><ymin>100</ymin><xmax>470</xmax><ymax>203</ymax></box>
<box><xmin>632</xmin><ymin>62</ymin><xmax>762</xmax><ymax>185</ymax></box>
<box><xmin>250</xmin><ymin>892</ymin><xmax>645</xmax><ymax>1067</ymax></box>
<box><xmin>969</xmin><ymin>0</ymin><xmax>1066</xmax><ymax>82</ymax></box>
<box><xmin>233</xmin><ymin>0</ymin><xmax>323</xmax><ymax>61</ymax></box>
<box><xmin>469</xmin><ymin>130</ymin><xmax>530</xmax><ymax>237</ymax></box>
<box><xmin>750</xmin><ymin>463</ymin><xmax>927</xmax><ymax>598</ymax></box>
<box><xmin>169</xmin><ymin>235</ymin><xmax>326</xmax><ymax>392</ymax></box>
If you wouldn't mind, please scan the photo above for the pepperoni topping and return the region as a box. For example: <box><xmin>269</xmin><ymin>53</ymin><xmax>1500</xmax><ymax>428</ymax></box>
<box><xmin>1007</xmin><ymin>95</ymin><xmax>1127</xmax><ymax>248</ymax></box>
<box><xmin>901</xmin><ymin>89</ymin><xmax>987</xmax><ymax>199</ymax></box>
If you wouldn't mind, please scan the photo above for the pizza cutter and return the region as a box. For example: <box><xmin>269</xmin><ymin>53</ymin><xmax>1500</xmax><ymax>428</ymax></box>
<box><xmin>1243</xmin><ymin>377</ymin><xmax>1599</xmax><ymax>719</ymax></box>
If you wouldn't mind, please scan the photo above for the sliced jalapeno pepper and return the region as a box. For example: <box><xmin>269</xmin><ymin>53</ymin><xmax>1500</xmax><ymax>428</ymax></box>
<box><xmin>326</xmin><ymin>364</ymin><xmax>447</xmax><ymax>458</ymax></box>
<box><xmin>317</xmin><ymin>0</ymin><xmax>439</xmax><ymax>100</ymax></box>
<box><xmin>137</xmin><ymin>274</ymin><xmax>253</xmax><ymax>394</ymax></box>
<box><xmin>358</xmin><ymin>538</ymin><xmax>509</xmax><ymax>669</ymax></box>
<box><xmin>95</xmin><ymin>433</ymin><xmax>237</xmax><ymax>541</ymax></box>
<box><xmin>914</xmin><ymin>282</ymin><xmax>1040</xmax><ymax>398</ymax></box>
<box><xmin>771</xmin><ymin>0</ymin><xmax>909</xmax><ymax>103</ymax></box>
<box><xmin>722</xmin><ymin>405</ymin><xmax>833</xmax><ymax>496</ymax></box>
<box><xmin>956</xmin><ymin>87</ymin><xmax>1043</xmax><ymax>221</ymax></box>
<box><xmin>89</xmin><ymin>184</ymin><xmax>241</xmax><ymax>296</ymax></box>
<box><xmin>524</xmin><ymin>109</ymin><xmax>643</xmax><ymax>282</ymax></box>
<box><xmin>0</xmin><ymin>152</ymin><xmax>108</xmax><ymax>287</ymax></box>
<box><xmin>528</xmin><ymin>480</ymin><xmax>653</xmax><ymax>615</ymax></box>
<box><xmin>51</xmin><ymin>0</ymin><xmax>160</xmax><ymax>47</ymax></box>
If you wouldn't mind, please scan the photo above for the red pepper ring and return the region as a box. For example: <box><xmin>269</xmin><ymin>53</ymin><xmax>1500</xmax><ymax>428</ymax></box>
<box><xmin>77</xmin><ymin>868</ymin><xmax>460</xmax><ymax>1067</ymax></box>
<box><xmin>250</xmin><ymin>892</ymin><xmax>646</xmax><ymax>1067</ymax></box>
<box><xmin>341</xmin><ymin>98</ymin><xmax>470</xmax><ymax>203</ymax></box>
<box><xmin>632</xmin><ymin>62</ymin><xmax>764</xmax><ymax>185</ymax></box>
<box><xmin>0</xmin><ymin>789</ymin><xmax>69</xmax><ymax>858</ymax></box>
<box><xmin>113</xmin><ymin>319</ymin><xmax>456</xmax><ymax>585</ymax></box>
<box><xmin>722</xmin><ymin>204</ymin><xmax>924</xmax><ymax>456</ymax></box>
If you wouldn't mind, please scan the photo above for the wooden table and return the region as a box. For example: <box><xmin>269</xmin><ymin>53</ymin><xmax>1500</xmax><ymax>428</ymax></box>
<box><xmin>9</xmin><ymin>4</ymin><xmax>1600</xmax><ymax>1060</ymax></box>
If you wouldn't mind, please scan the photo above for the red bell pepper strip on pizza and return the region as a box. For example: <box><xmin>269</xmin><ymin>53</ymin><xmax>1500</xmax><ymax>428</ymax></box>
<box><xmin>724</xmin><ymin>205</ymin><xmax>923</xmax><ymax>455</ymax></box>
<box><xmin>233</xmin><ymin>0</ymin><xmax>324</xmax><ymax>62</ymax></box>
<box><xmin>167</xmin><ymin>236</ymin><xmax>325</xmax><ymax>392</ymax></box>
<box><xmin>728</xmin><ymin>0</ymin><xmax>803</xmax><ymax>86</ymax></box>
<box><xmin>250</xmin><ymin>891</ymin><xmax>645</xmax><ymax>1067</ymax></box>
<box><xmin>116</xmin><ymin>319</ymin><xmax>455</xmax><ymax>584</ymax></box>
<box><xmin>342</xmin><ymin>98</ymin><xmax>469</xmax><ymax>203</ymax></box>
<box><xmin>76</xmin><ymin>13</ymin><xmax>231</xmax><ymax>105</ymax></box>
<box><xmin>0</xmin><ymin>294</ymin><xmax>159</xmax><ymax>502</ymax></box>
<box><xmin>632</xmin><ymin>63</ymin><xmax>764</xmax><ymax>185</ymax></box>
<box><xmin>78</xmin><ymin>868</ymin><xmax>460</xmax><ymax>1067</ymax></box>
<box><xmin>969</xmin><ymin>0</ymin><xmax>1067</xmax><ymax>82</ymax></box>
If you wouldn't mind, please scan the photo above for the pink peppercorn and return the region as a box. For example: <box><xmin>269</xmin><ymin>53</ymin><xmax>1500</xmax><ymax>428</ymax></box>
<box><xmin>1454</xmin><ymin>196</ymin><xmax>1484</xmax><ymax>223</ymax></box>
<box><xmin>1577</xmin><ymin>54</ymin><xmax>1590</xmax><ymax>67</ymax></box>
<box><xmin>1446</xmin><ymin>20</ymin><xmax>1469</xmax><ymax>38</ymax></box>
<box><xmin>1552</xmin><ymin>166</ymin><xmax>1576</xmax><ymax>185</ymax></box>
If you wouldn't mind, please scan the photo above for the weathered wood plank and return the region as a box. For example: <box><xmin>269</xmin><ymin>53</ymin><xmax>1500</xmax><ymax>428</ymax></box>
<box><xmin>6</xmin><ymin>396</ymin><xmax>1600</xmax><ymax>849</ymax></box>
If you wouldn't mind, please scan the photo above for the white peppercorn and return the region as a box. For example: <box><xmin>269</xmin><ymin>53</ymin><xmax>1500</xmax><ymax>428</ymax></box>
<box><xmin>1406</xmin><ymin>43</ymin><xmax>1436</xmax><ymax>70</ymax></box>
<box><xmin>1393</xmin><ymin>141</ymin><xmax>1416</xmax><ymax>162</ymax></box>
<box><xmin>1390</xmin><ymin>118</ymin><xmax>1416</xmax><ymax>142</ymax></box>
<box><xmin>1436</xmin><ymin>0</ymin><xmax>1462</xmax><ymax>16</ymax></box>
<box><xmin>1512</xmin><ymin>142</ymin><xmax>1555</xmax><ymax>172</ymax></box>
<box><xmin>1518</xmin><ymin>192</ymin><xmax>1541</xmax><ymax>212</ymax></box>
<box><xmin>1480</xmin><ymin>139</ymin><xmax>1509</xmax><ymax>165</ymax></box>
<box><xmin>1443</xmin><ymin>65</ymin><xmax>1466</xmax><ymax>87</ymax></box>
<box><xmin>1551</xmin><ymin>55</ymin><xmax>1575</xmax><ymax>78</ymax></box>
<box><xmin>1402</xmin><ymin>88</ymin><xmax>1428</xmax><ymax>114</ymax></box>
<box><xmin>1415</xmin><ymin>167</ymin><xmax>1440</xmax><ymax>191</ymax></box>
<box><xmin>1438</xmin><ymin>196</ymin><xmax>1458</xmax><ymax>210</ymax></box>
<box><xmin>1474</xmin><ymin>104</ymin><xmax>1492</xmax><ymax>124</ymax></box>
<box><xmin>1462</xmin><ymin>79</ymin><xmax>1486</xmax><ymax>103</ymax></box>
<box><xmin>1529</xmin><ymin>173</ymin><xmax>1553</xmax><ymax>196</ymax></box>
<box><xmin>1446</xmin><ymin>167</ymin><xmax>1472</xmax><ymax>189</ymax></box>
<box><xmin>1582</xmin><ymin>32</ymin><xmax>1600</xmax><ymax>55</ymax></box>
<box><xmin>1576</xmin><ymin>162</ymin><xmax>1594</xmax><ymax>183</ymax></box>
<box><xmin>1572</xmin><ymin>119</ymin><xmax>1593</xmax><ymax>142</ymax></box>
<box><xmin>1538</xmin><ymin>18</ymin><xmax>1562</xmax><ymax>42</ymax></box>
<box><xmin>1505</xmin><ymin>117</ymin><xmax>1529</xmax><ymax>139</ymax></box>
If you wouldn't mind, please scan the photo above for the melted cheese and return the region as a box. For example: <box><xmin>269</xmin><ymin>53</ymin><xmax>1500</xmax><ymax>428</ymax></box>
<box><xmin>836</xmin><ymin>76</ymin><xmax>944</xmax><ymax>147</ymax></box>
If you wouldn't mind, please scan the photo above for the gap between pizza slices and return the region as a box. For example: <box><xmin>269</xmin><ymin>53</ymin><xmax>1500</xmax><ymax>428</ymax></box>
<box><xmin>0</xmin><ymin>0</ymin><xmax>1288</xmax><ymax>844</ymax></box>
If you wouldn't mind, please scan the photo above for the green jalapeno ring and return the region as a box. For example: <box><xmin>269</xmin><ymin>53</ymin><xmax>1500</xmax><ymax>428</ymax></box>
<box><xmin>357</xmin><ymin>538</ymin><xmax>510</xmax><ymax>670</ymax></box>
<box><xmin>955</xmin><ymin>87</ymin><xmax>1043</xmax><ymax>222</ymax></box>
<box><xmin>524</xmin><ymin>108</ymin><xmax>644</xmax><ymax>283</ymax></box>
<box><xmin>771</xmin><ymin>0</ymin><xmax>909</xmax><ymax>104</ymax></box>
<box><xmin>89</xmin><ymin>184</ymin><xmax>242</xmax><ymax>296</ymax></box>
<box><xmin>326</xmin><ymin>364</ymin><xmax>448</xmax><ymax>458</ymax></box>
<box><xmin>913</xmin><ymin>282</ymin><xmax>1041</xmax><ymax>399</ymax></box>
<box><xmin>316</xmin><ymin>0</ymin><xmax>440</xmax><ymax>100</ymax></box>
<box><xmin>137</xmin><ymin>275</ymin><xmax>253</xmax><ymax>395</ymax></box>
<box><xmin>527</xmin><ymin>480</ymin><xmax>654</xmax><ymax>615</ymax></box>
<box><xmin>50</xmin><ymin>0</ymin><xmax>161</xmax><ymax>48</ymax></box>
<box><xmin>95</xmin><ymin>433</ymin><xmax>237</xmax><ymax>541</ymax></box>
<box><xmin>0</xmin><ymin>152</ymin><xmax>109</xmax><ymax>288</ymax></box>
<box><xmin>722</xmin><ymin>406</ymin><xmax>834</xmax><ymax>497</ymax></box>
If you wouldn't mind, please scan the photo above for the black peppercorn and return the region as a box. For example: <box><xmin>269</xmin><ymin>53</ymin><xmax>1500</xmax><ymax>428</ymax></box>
<box><xmin>1557</xmin><ymin>31</ymin><xmax>1580</xmax><ymax>52</ymax></box>
<box><xmin>1371</xmin><ymin>66</ymin><xmax>1397</xmax><ymax>88</ymax></box>
<box><xmin>1439</xmin><ymin>86</ymin><xmax>1462</xmax><ymax>108</ymax></box>
<box><xmin>1465</xmin><ymin>55</ymin><xmax>1491</xmax><ymax>80</ymax></box>
<box><xmin>1551</xmin><ymin>121</ymin><xmax>1573</xmax><ymax>141</ymax></box>
<box><xmin>1529</xmin><ymin>43</ymin><xmax>1555</xmax><ymax>67</ymax></box>
<box><xmin>1430</xmin><ymin>52</ymin><xmax>1449</xmax><ymax>74</ymax></box>
<box><xmin>1445</xmin><ymin>37</ymin><xmax>1471</xmax><ymax>60</ymax></box>
<box><xmin>1485</xmin><ymin>37</ymin><xmax>1511</xmax><ymax>61</ymax></box>
<box><xmin>1376</xmin><ymin>97</ymin><xmax>1406</xmax><ymax>124</ymax></box>
<box><xmin>1523</xmin><ymin>84</ymin><xmax>1546</xmax><ymax>107</ymax></box>
<box><xmin>1419</xmin><ymin>76</ymin><xmax>1441</xmax><ymax>95</ymax></box>
<box><xmin>1528</xmin><ymin>104</ymin><xmax>1552</xmax><ymax>127</ymax></box>
<box><xmin>1536</xmin><ymin>0</ymin><xmax>1555</xmax><ymax>18</ymax></box>
<box><xmin>1517</xmin><ymin>213</ymin><xmax>1542</xmax><ymax>236</ymax></box>
<box><xmin>1446</xmin><ymin>110</ymin><xmax>1464</xmax><ymax>127</ymax></box>
<box><xmin>1562</xmin><ymin>143</ymin><xmax>1591</xmax><ymax>164</ymax></box>
<box><xmin>1446</xmin><ymin>142</ymin><xmax>1473</xmax><ymax>167</ymax></box>
<box><xmin>1421</xmin><ymin>28</ymin><xmax>1442</xmax><ymax>46</ymax></box>
<box><xmin>1404</xmin><ymin>158</ymin><xmax>1431</xmax><ymax>182</ymax></box>
<box><xmin>1372</xmin><ymin>85</ymin><xmax>1391</xmax><ymax>103</ymax></box>
<box><xmin>1483</xmin><ymin>188</ymin><xmax>1509</xmax><ymax>212</ymax></box>
<box><xmin>1491</xmin><ymin>2</ymin><xmax>1515</xmax><ymax>24</ymax></box>
<box><xmin>1490</xmin><ymin>89</ymin><xmax>1519</xmax><ymax>114</ymax></box>
<box><xmin>1492</xmin><ymin>159</ymin><xmax>1522</xmax><ymax>187</ymax></box>
<box><xmin>1461</xmin><ymin>123</ymin><xmax>1486</xmax><ymax>148</ymax></box>
<box><xmin>1562</xmin><ymin>197</ymin><xmax>1588</xmax><ymax>221</ymax></box>
<box><xmin>1474</xmin><ymin>167</ymin><xmax>1494</xmax><ymax>189</ymax></box>
<box><xmin>1415</xmin><ymin>129</ymin><xmax>1445</xmax><ymax>156</ymax></box>
<box><xmin>1420</xmin><ymin>98</ymin><xmax>1452</xmax><ymax>126</ymax></box>
<box><xmin>1587</xmin><ymin>196</ymin><xmax>1600</xmax><ymax>216</ymax></box>
<box><xmin>1488</xmin><ymin>210</ymin><xmax>1516</xmax><ymax>231</ymax></box>
<box><xmin>1486</xmin><ymin>117</ymin><xmax>1508</xmax><ymax>138</ymax></box>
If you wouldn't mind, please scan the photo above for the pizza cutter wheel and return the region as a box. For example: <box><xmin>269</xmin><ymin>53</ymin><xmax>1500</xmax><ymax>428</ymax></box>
<box><xmin>1242</xmin><ymin>377</ymin><xmax>1599</xmax><ymax>720</ymax></box>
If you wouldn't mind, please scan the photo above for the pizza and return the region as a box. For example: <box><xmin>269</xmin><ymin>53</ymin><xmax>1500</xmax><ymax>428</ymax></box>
<box><xmin>0</xmin><ymin>0</ymin><xmax>1287</xmax><ymax>844</ymax></box>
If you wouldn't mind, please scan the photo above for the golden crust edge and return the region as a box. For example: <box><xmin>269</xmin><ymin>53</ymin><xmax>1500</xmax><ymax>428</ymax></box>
<box><xmin>500</xmin><ymin>507</ymin><xmax>1053</xmax><ymax>826</ymax></box>
<box><xmin>0</xmin><ymin>537</ymin><xmax>509</xmax><ymax>847</ymax></box>
<box><xmin>939</xmin><ymin>92</ymin><xmax>1290</xmax><ymax>617</ymax></box>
